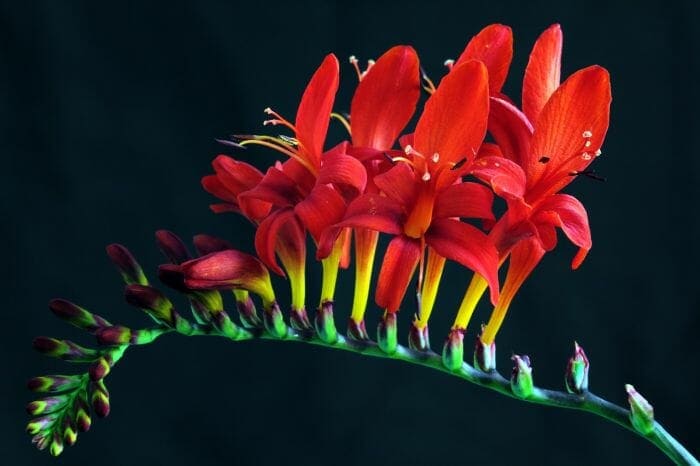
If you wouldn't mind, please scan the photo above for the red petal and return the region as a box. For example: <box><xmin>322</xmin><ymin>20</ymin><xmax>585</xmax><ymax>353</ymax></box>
<box><xmin>295</xmin><ymin>54</ymin><xmax>340</xmax><ymax>166</ymax></box>
<box><xmin>294</xmin><ymin>184</ymin><xmax>347</xmax><ymax>244</ymax></box>
<box><xmin>532</xmin><ymin>194</ymin><xmax>591</xmax><ymax>269</ymax></box>
<box><xmin>523</xmin><ymin>24</ymin><xmax>563</xmax><ymax>124</ymax></box>
<box><xmin>316</xmin><ymin>193</ymin><xmax>404</xmax><ymax>259</ymax></box>
<box><xmin>373</xmin><ymin>162</ymin><xmax>418</xmax><ymax>207</ymax></box>
<box><xmin>181</xmin><ymin>250</ymin><xmax>273</xmax><ymax>302</ymax></box>
<box><xmin>350</xmin><ymin>46</ymin><xmax>420</xmax><ymax>150</ymax></box>
<box><xmin>494</xmin><ymin>237</ymin><xmax>546</xmax><ymax>323</ymax></box>
<box><xmin>488</xmin><ymin>97</ymin><xmax>533</xmax><ymax>167</ymax></box>
<box><xmin>433</xmin><ymin>181</ymin><xmax>494</xmax><ymax>220</ymax></box>
<box><xmin>528</xmin><ymin>66</ymin><xmax>612</xmax><ymax>200</ymax></box>
<box><xmin>425</xmin><ymin>218</ymin><xmax>500</xmax><ymax>304</ymax></box>
<box><xmin>212</xmin><ymin>155</ymin><xmax>264</xmax><ymax>192</ymax></box>
<box><xmin>202</xmin><ymin>175</ymin><xmax>238</xmax><ymax>203</ymax></box>
<box><xmin>375</xmin><ymin>235</ymin><xmax>421</xmax><ymax>312</ymax></box>
<box><xmin>255</xmin><ymin>209</ymin><xmax>303</xmax><ymax>276</ymax></box>
<box><xmin>319</xmin><ymin>143</ymin><xmax>367</xmax><ymax>200</ymax></box>
<box><xmin>414</xmin><ymin>60</ymin><xmax>489</xmax><ymax>167</ymax></box>
<box><xmin>456</xmin><ymin>24</ymin><xmax>513</xmax><ymax>94</ymax></box>
<box><xmin>470</xmin><ymin>155</ymin><xmax>527</xmax><ymax>202</ymax></box>
<box><xmin>239</xmin><ymin>166</ymin><xmax>302</xmax><ymax>208</ymax></box>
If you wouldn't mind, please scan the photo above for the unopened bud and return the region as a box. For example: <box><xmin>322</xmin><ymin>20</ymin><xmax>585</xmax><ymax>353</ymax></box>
<box><xmin>124</xmin><ymin>284</ymin><xmax>175</xmax><ymax>326</ymax></box>
<box><xmin>95</xmin><ymin>326</ymin><xmax>133</xmax><ymax>345</ymax></box>
<box><xmin>408</xmin><ymin>321</ymin><xmax>430</xmax><ymax>352</ymax></box>
<box><xmin>26</xmin><ymin>396</ymin><xmax>68</xmax><ymax>416</ymax></box>
<box><xmin>90</xmin><ymin>380</ymin><xmax>110</xmax><ymax>418</ymax></box>
<box><xmin>155</xmin><ymin>230</ymin><xmax>192</xmax><ymax>264</ymax></box>
<box><xmin>193</xmin><ymin>234</ymin><xmax>234</xmax><ymax>255</ymax></box>
<box><xmin>315</xmin><ymin>301</ymin><xmax>337</xmax><ymax>343</ymax></box>
<box><xmin>62</xmin><ymin>417</ymin><xmax>77</xmax><ymax>446</ymax></box>
<box><xmin>377</xmin><ymin>312</ymin><xmax>397</xmax><ymax>354</ymax></box>
<box><xmin>625</xmin><ymin>384</ymin><xmax>654</xmax><ymax>435</ymax></box>
<box><xmin>27</xmin><ymin>375</ymin><xmax>81</xmax><ymax>393</ymax></box>
<box><xmin>33</xmin><ymin>337</ymin><xmax>99</xmax><ymax>362</ymax></box>
<box><xmin>210</xmin><ymin>311</ymin><xmax>240</xmax><ymax>339</ymax></box>
<box><xmin>511</xmin><ymin>354</ymin><xmax>534</xmax><ymax>399</ymax></box>
<box><xmin>347</xmin><ymin>318</ymin><xmax>369</xmax><ymax>341</ymax></box>
<box><xmin>105</xmin><ymin>244</ymin><xmax>148</xmax><ymax>285</ymax></box>
<box><xmin>49</xmin><ymin>431</ymin><xmax>63</xmax><ymax>457</ymax></box>
<box><xmin>89</xmin><ymin>356</ymin><xmax>111</xmax><ymax>381</ymax></box>
<box><xmin>157</xmin><ymin>264</ymin><xmax>189</xmax><ymax>293</ymax></box>
<box><xmin>565</xmin><ymin>342</ymin><xmax>589</xmax><ymax>394</ymax></box>
<box><xmin>474</xmin><ymin>331</ymin><xmax>496</xmax><ymax>372</ymax></box>
<box><xmin>75</xmin><ymin>395</ymin><xmax>91</xmax><ymax>432</ymax></box>
<box><xmin>49</xmin><ymin>299</ymin><xmax>111</xmax><ymax>333</ymax></box>
<box><xmin>442</xmin><ymin>329</ymin><xmax>464</xmax><ymax>371</ymax></box>
<box><xmin>263</xmin><ymin>302</ymin><xmax>287</xmax><ymax>338</ymax></box>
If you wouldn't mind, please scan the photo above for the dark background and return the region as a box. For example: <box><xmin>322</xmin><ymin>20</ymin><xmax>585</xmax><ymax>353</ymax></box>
<box><xmin>2</xmin><ymin>1</ymin><xmax>698</xmax><ymax>465</ymax></box>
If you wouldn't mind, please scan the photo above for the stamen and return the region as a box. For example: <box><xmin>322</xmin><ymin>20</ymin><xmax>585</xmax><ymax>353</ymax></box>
<box><xmin>420</xmin><ymin>67</ymin><xmax>437</xmax><ymax>94</ymax></box>
<box><xmin>581</xmin><ymin>152</ymin><xmax>592</xmax><ymax>161</ymax></box>
<box><xmin>349</xmin><ymin>56</ymin><xmax>374</xmax><ymax>81</ymax></box>
<box><xmin>431</xmin><ymin>152</ymin><xmax>440</xmax><ymax>163</ymax></box>
<box><xmin>404</xmin><ymin>144</ymin><xmax>426</xmax><ymax>160</ymax></box>
<box><xmin>582</xmin><ymin>130</ymin><xmax>593</xmax><ymax>138</ymax></box>
<box><xmin>595</xmin><ymin>149</ymin><xmax>602</xmax><ymax>157</ymax></box>
<box><xmin>584</xmin><ymin>140</ymin><xmax>592</xmax><ymax>148</ymax></box>
<box><xmin>262</xmin><ymin>107</ymin><xmax>296</xmax><ymax>133</ymax></box>
<box><xmin>444</xmin><ymin>59</ymin><xmax>455</xmax><ymax>71</ymax></box>
<box><xmin>570</xmin><ymin>170</ymin><xmax>606</xmax><ymax>182</ymax></box>
<box><xmin>331</xmin><ymin>112</ymin><xmax>352</xmax><ymax>135</ymax></box>
<box><xmin>215</xmin><ymin>138</ymin><xmax>246</xmax><ymax>149</ymax></box>
<box><xmin>421</xmin><ymin>171</ymin><xmax>431</xmax><ymax>181</ymax></box>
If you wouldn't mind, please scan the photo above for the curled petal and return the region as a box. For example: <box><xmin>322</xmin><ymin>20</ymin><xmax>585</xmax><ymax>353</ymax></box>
<box><xmin>488</xmin><ymin>97</ymin><xmax>534</xmax><ymax>168</ymax></box>
<box><xmin>294</xmin><ymin>184</ymin><xmax>347</xmax><ymax>244</ymax></box>
<box><xmin>456</xmin><ymin>24</ymin><xmax>513</xmax><ymax>94</ymax></box>
<box><xmin>239</xmin><ymin>166</ymin><xmax>302</xmax><ymax>207</ymax></box>
<box><xmin>523</xmin><ymin>24</ymin><xmax>563</xmax><ymax>124</ymax></box>
<box><xmin>351</xmin><ymin>45</ymin><xmax>420</xmax><ymax>150</ymax></box>
<box><xmin>471</xmin><ymin>155</ymin><xmax>527</xmax><ymax>202</ymax></box>
<box><xmin>295</xmin><ymin>54</ymin><xmax>340</xmax><ymax>165</ymax></box>
<box><xmin>374</xmin><ymin>163</ymin><xmax>418</xmax><ymax>207</ymax></box>
<box><xmin>319</xmin><ymin>144</ymin><xmax>368</xmax><ymax>199</ymax></box>
<box><xmin>375</xmin><ymin>236</ymin><xmax>421</xmax><ymax>312</ymax></box>
<box><xmin>181</xmin><ymin>250</ymin><xmax>275</xmax><ymax>304</ymax></box>
<box><xmin>212</xmin><ymin>155</ymin><xmax>264</xmax><ymax>193</ymax></box>
<box><xmin>533</xmin><ymin>194</ymin><xmax>592</xmax><ymax>269</ymax></box>
<box><xmin>433</xmin><ymin>182</ymin><xmax>495</xmax><ymax>220</ymax></box>
<box><xmin>414</xmin><ymin>60</ymin><xmax>489</xmax><ymax>167</ymax></box>
<box><xmin>528</xmin><ymin>66</ymin><xmax>612</xmax><ymax>200</ymax></box>
<box><xmin>425</xmin><ymin>218</ymin><xmax>500</xmax><ymax>304</ymax></box>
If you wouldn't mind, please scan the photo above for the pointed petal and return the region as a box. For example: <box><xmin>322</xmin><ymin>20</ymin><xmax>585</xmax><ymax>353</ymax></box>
<box><xmin>528</xmin><ymin>66</ymin><xmax>612</xmax><ymax>199</ymax></box>
<box><xmin>488</xmin><ymin>97</ymin><xmax>534</xmax><ymax>167</ymax></box>
<box><xmin>319</xmin><ymin>143</ymin><xmax>367</xmax><ymax>199</ymax></box>
<box><xmin>471</xmin><ymin>155</ymin><xmax>527</xmax><ymax>202</ymax></box>
<box><xmin>295</xmin><ymin>54</ymin><xmax>340</xmax><ymax>165</ymax></box>
<box><xmin>351</xmin><ymin>46</ymin><xmax>420</xmax><ymax>150</ymax></box>
<box><xmin>533</xmin><ymin>194</ymin><xmax>592</xmax><ymax>269</ymax></box>
<box><xmin>414</xmin><ymin>60</ymin><xmax>489</xmax><ymax>166</ymax></box>
<box><xmin>294</xmin><ymin>184</ymin><xmax>347</xmax><ymax>244</ymax></box>
<box><xmin>254</xmin><ymin>209</ymin><xmax>302</xmax><ymax>276</ymax></box>
<box><xmin>193</xmin><ymin>234</ymin><xmax>234</xmax><ymax>256</ymax></box>
<box><xmin>181</xmin><ymin>250</ymin><xmax>275</xmax><ymax>304</ymax></box>
<box><xmin>210</xmin><ymin>155</ymin><xmax>270</xmax><ymax>220</ymax></box>
<box><xmin>456</xmin><ymin>24</ymin><xmax>513</xmax><ymax>94</ymax></box>
<box><xmin>523</xmin><ymin>24</ymin><xmax>563</xmax><ymax>124</ymax></box>
<box><xmin>373</xmin><ymin>162</ymin><xmax>418</xmax><ymax>206</ymax></box>
<box><xmin>316</xmin><ymin>193</ymin><xmax>404</xmax><ymax>259</ymax></box>
<box><xmin>375</xmin><ymin>236</ymin><xmax>421</xmax><ymax>312</ymax></box>
<box><xmin>433</xmin><ymin>182</ymin><xmax>495</xmax><ymax>220</ymax></box>
<box><xmin>426</xmin><ymin>218</ymin><xmax>500</xmax><ymax>304</ymax></box>
<box><xmin>239</xmin><ymin>166</ymin><xmax>301</xmax><ymax>208</ymax></box>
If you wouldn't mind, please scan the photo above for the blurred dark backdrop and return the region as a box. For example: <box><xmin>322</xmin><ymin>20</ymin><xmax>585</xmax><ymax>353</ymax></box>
<box><xmin>1</xmin><ymin>1</ymin><xmax>698</xmax><ymax>465</ymax></box>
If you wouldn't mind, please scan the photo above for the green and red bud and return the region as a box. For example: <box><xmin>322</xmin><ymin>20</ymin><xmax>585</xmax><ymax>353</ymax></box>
<box><xmin>474</xmin><ymin>331</ymin><xmax>496</xmax><ymax>372</ymax></box>
<box><xmin>106</xmin><ymin>244</ymin><xmax>148</xmax><ymax>285</ymax></box>
<box><xmin>409</xmin><ymin>321</ymin><xmax>430</xmax><ymax>352</ymax></box>
<box><xmin>75</xmin><ymin>394</ymin><xmax>91</xmax><ymax>432</ymax></box>
<box><xmin>49</xmin><ymin>431</ymin><xmax>63</xmax><ymax>456</ymax></box>
<box><xmin>26</xmin><ymin>396</ymin><xmax>68</xmax><ymax>416</ymax></box>
<box><xmin>234</xmin><ymin>290</ymin><xmax>261</xmax><ymax>328</ymax></box>
<box><xmin>33</xmin><ymin>337</ymin><xmax>100</xmax><ymax>362</ymax></box>
<box><xmin>442</xmin><ymin>328</ymin><xmax>464</xmax><ymax>371</ymax></box>
<box><xmin>27</xmin><ymin>375</ymin><xmax>82</xmax><ymax>393</ymax></box>
<box><xmin>124</xmin><ymin>284</ymin><xmax>175</xmax><ymax>326</ymax></box>
<box><xmin>26</xmin><ymin>415</ymin><xmax>55</xmax><ymax>435</ymax></box>
<box><xmin>511</xmin><ymin>354</ymin><xmax>534</xmax><ymax>398</ymax></box>
<box><xmin>89</xmin><ymin>357</ymin><xmax>111</xmax><ymax>381</ymax></box>
<box><xmin>291</xmin><ymin>306</ymin><xmax>312</xmax><ymax>331</ymax></box>
<box><xmin>565</xmin><ymin>342</ymin><xmax>589</xmax><ymax>394</ymax></box>
<box><xmin>314</xmin><ymin>301</ymin><xmax>337</xmax><ymax>343</ymax></box>
<box><xmin>263</xmin><ymin>302</ymin><xmax>287</xmax><ymax>338</ymax></box>
<box><xmin>90</xmin><ymin>380</ymin><xmax>110</xmax><ymax>418</ymax></box>
<box><xmin>62</xmin><ymin>417</ymin><xmax>78</xmax><ymax>446</ymax></box>
<box><xmin>49</xmin><ymin>299</ymin><xmax>111</xmax><ymax>333</ymax></box>
<box><xmin>625</xmin><ymin>384</ymin><xmax>655</xmax><ymax>435</ymax></box>
<box><xmin>210</xmin><ymin>311</ymin><xmax>241</xmax><ymax>339</ymax></box>
<box><xmin>377</xmin><ymin>311</ymin><xmax>397</xmax><ymax>354</ymax></box>
<box><xmin>155</xmin><ymin>230</ymin><xmax>192</xmax><ymax>265</ymax></box>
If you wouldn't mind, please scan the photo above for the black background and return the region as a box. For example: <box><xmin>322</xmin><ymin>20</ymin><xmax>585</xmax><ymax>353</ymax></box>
<box><xmin>2</xmin><ymin>1</ymin><xmax>699</xmax><ymax>465</ymax></box>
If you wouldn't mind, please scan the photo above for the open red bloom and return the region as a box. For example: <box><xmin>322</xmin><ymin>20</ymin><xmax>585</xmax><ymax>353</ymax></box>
<box><xmin>323</xmin><ymin>60</ymin><xmax>500</xmax><ymax>313</ymax></box>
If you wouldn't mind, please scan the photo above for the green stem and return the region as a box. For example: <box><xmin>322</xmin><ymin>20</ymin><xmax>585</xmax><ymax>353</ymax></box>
<box><xmin>121</xmin><ymin>325</ymin><xmax>698</xmax><ymax>465</ymax></box>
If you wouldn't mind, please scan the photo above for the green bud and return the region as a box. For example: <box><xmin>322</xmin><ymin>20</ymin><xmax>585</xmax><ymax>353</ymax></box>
<box><xmin>75</xmin><ymin>392</ymin><xmax>91</xmax><ymax>432</ymax></box>
<box><xmin>63</xmin><ymin>417</ymin><xmax>78</xmax><ymax>446</ymax></box>
<box><xmin>442</xmin><ymin>329</ymin><xmax>464</xmax><ymax>371</ymax></box>
<box><xmin>377</xmin><ymin>312</ymin><xmax>397</xmax><ymax>355</ymax></box>
<box><xmin>211</xmin><ymin>311</ymin><xmax>240</xmax><ymax>339</ymax></box>
<box><xmin>27</xmin><ymin>375</ymin><xmax>82</xmax><ymax>393</ymax></box>
<box><xmin>49</xmin><ymin>299</ymin><xmax>111</xmax><ymax>333</ymax></box>
<box><xmin>49</xmin><ymin>431</ymin><xmax>64</xmax><ymax>457</ymax></box>
<box><xmin>263</xmin><ymin>302</ymin><xmax>287</xmax><ymax>338</ymax></box>
<box><xmin>511</xmin><ymin>354</ymin><xmax>534</xmax><ymax>399</ymax></box>
<box><xmin>314</xmin><ymin>301</ymin><xmax>337</xmax><ymax>343</ymax></box>
<box><xmin>626</xmin><ymin>384</ymin><xmax>654</xmax><ymax>435</ymax></box>
<box><xmin>565</xmin><ymin>342</ymin><xmax>589</xmax><ymax>394</ymax></box>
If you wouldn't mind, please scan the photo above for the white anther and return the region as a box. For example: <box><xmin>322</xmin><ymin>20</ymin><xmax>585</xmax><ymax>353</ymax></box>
<box><xmin>404</xmin><ymin>144</ymin><xmax>413</xmax><ymax>155</ymax></box>
<box><xmin>431</xmin><ymin>153</ymin><xmax>440</xmax><ymax>163</ymax></box>
<box><xmin>582</xmin><ymin>130</ymin><xmax>593</xmax><ymax>138</ymax></box>
<box><xmin>264</xmin><ymin>107</ymin><xmax>273</xmax><ymax>114</ymax></box>
<box><xmin>584</xmin><ymin>140</ymin><xmax>592</xmax><ymax>148</ymax></box>
<box><xmin>349</xmin><ymin>55</ymin><xmax>358</xmax><ymax>64</ymax></box>
<box><xmin>595</xmin><ymin>149</ymin><xmax>602</xmax><ymax>157</ymax></box>
<box><xmin>581</xmin><ymin>152</ymin><xmax>592</xmax><ymax>161</ymax></box>
<box><xmin>421</xmin><ymin>172</ymin><xmax>431</xmax><ymax>181</ymax></box>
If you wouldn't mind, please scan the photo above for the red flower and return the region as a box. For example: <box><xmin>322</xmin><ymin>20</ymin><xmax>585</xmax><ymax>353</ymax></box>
<box><xmin>461</xmin><ymin>25</ymin><xmax>612</xmax><ymax>343</ymax></box>
<box><xmin>323</xmin><ymin>60</ymin><xmax>500</xmax><ymax>317</ymax></box>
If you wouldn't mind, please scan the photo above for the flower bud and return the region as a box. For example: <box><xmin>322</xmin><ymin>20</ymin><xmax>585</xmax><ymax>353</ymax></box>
<box><xmin>124</xmin><ymin>284</ymin><xmax>175</xmax><ymax>326</ymax></box>
<box><xmin>95</xmin><ymin>326</ymin><xmax>133</xmax><ymax>345</ymax></box>
<box><xmin>347</xmin><ymin>318</ymin><xmax>369</xmax><ymax>341</ymax></box>
<box><xmin>90</xmin><ymin>380</ymin><xmax>110</xmax><ymax>418</ymax></box>
<box><xmin>565</xmin><ymin>342</ymin><xmax>589</xmax><ymax>394</ymax></box>
<box><xmin>49</xmin><ymin>431</ymin><xmax>63</xmax><ymax>457</ymax></box>
<box><xmin>49</xmin><ymin>299</ymin><xmax>111</xmax><ymax>333</ymax></box>
<box><xmin>625</xmin><ymin>384</ymin><xmax>654</xmax><ymax>435</ymax></box>
<box><xmin>62</xmin><ymin>417</ymin><xmax>78</xmax><ymax>446</ymax></box>
<box><xmin>408</xmin><ymin>321</ymin><xmax>430</xmax><ymax>352</ymax></box>
<box><xmin>105</xmin><ymin>244</ymin><xmax>148</xmax><ymax>285</ymax></box>
<box><xmin>193</xmin><ymin>234</ymin><xmax>234</xmax><ymax>255</ymax></box>
<box><xmin>442</xmin><ymin>329</ymin><xmax>464</xmax><ymax>371</ymax></box>
<box><xmin>27</xmin><ymin>375</ymin><xmax>81</xmax><ymax>393</ymax></box>
<box><xmin>511</xmin><ymin>354</ymin><xmax>534</xmax><ymax>399</ymax></box>
<box><xmin>158</xmin><ymin>264</ymin><xmax>189</xmax><ymax>293</ymax></box>
<box><xmin>75</xmin><ymin>394</ymin><xmax>91</xmax><ymax>432</ymax></box>
<box><xmin>33</xmin><ymin>337</ymin><xmax>99</xmax><ymax>362</ymax></box>
<box><xmin>26</xmin><ymin>396</ymin><xmax>68</xmax><ymax>416</ymax></box>
<box><xmin>474</xmin><ymin>332</ymin><xmax>496</xmax><ymax>372</ymax></box>
<box><xmin>377</xmin><ymin>312</ymin><xmax>397</xmax><ymax>354</ymax></box>
<box><xmin>155</xmin><ymin>230</ymin><xmax>192</xmax><ymax>264</ymax></box>
<box><xmin>89</xmin><ymin>357</ymin><xmax>111</xmax><ymax>381</ymax></box>
<box><xmin>210</xmin><ymin>311</ymin><xmax>241</xmax><ymax>339</ymax></box>
<box><xmin>314</xmin><ymin>301</ymin><xmax>337</xmax><ymax>343</ymax></box>
<box><xmin>263</xmin><ymin>302</ymin><xmax>287</xmax><ymax>338</ymax></box>
<box><xmin>26</xmin><ymin>415</ymin><xmax>55</xmax><ymax>435</ymax></box>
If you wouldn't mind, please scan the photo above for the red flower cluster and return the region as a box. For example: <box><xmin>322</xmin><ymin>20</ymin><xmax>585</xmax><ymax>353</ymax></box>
<box><xmin>186</xmin><ymin>23</ymin><xmax>611</xmax><ymax>347</ymax></box>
